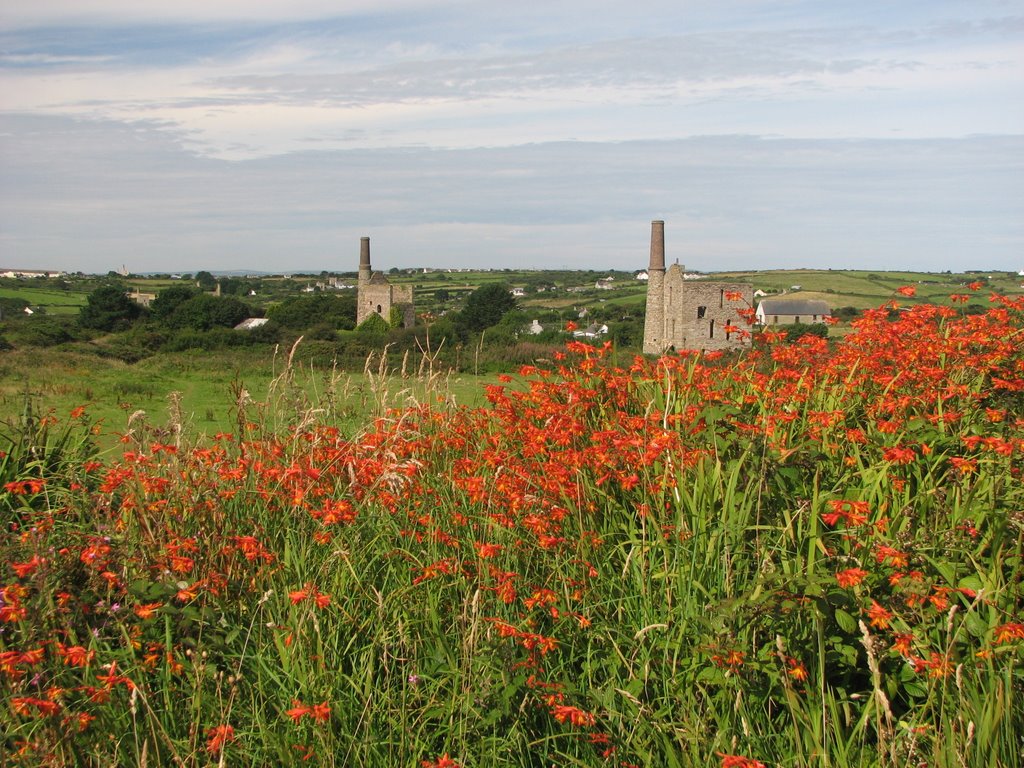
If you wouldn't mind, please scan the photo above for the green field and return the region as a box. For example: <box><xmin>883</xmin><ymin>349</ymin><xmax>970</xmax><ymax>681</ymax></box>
<box><xmin>0</xmin><ymin>346</ymin><xmax>494</xmax><ymax>450</ymax></box>
<box><xmin>0</xmin><ymin>285</ymin><xmax>89</xmax><ymax>315</ymax></box>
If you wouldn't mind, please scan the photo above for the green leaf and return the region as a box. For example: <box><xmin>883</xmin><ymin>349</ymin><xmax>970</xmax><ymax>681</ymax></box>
<box><xmin>834</xmin><ymin>608</ymin><xmax>857</xmax><ymax>634</ymax></box>
<box><xmin>903</xmin><ymin>682</ymin><xmax>928</xmax><ymax>698</ymax></box>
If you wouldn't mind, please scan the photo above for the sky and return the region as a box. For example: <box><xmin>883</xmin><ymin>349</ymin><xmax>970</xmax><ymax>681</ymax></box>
<box><xmin>1</xmin><ymin>1</ymin><xmax>1022</xmax><ymax>274</ymax></box>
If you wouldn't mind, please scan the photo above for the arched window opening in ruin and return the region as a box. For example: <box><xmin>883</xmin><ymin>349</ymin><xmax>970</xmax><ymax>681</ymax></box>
<box><xmin>377</xmin><ymin>304</ymin><xmax>382</xmax><ymax>314</ymax></box>
<box><xmin>709</xmin><ymin>319</ymin><xmax>715</xmax><ymax>338</ymax></box>
<box><xmin>719</xmin><ymin>289</ymin><xmax>724</xmax><ymax>308</ymax></box>
<box><xmin>726</xmin><ymin>318</ymin><xmax>732</xmax><ymax>341</ymax></box>
<box><xmin>696</xmin><ymin>306</ymin><xmax>706</xmax><ymax>319</ymax></box>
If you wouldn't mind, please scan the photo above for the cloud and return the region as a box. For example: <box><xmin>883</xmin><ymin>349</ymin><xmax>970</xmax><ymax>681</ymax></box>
<box><xmin>1</xmin><ymin>115</ymin><xmax>1020</xmax><ymax>273</ymax></box>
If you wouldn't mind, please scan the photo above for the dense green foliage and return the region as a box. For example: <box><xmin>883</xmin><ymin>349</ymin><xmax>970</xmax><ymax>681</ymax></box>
<box><xmin>77</xmin><ymin>283</ymin><xmax>143</xmax><ymax>332</ymax></box>
<box><xmin>267</xmin><ymin>294</ymin><xmax>356</xmax><ymax>331</ymax></box>
<box><xmin>456</xmin><ymin>282</ymin><xmax>517</xmax><ymax>333</ymax></box>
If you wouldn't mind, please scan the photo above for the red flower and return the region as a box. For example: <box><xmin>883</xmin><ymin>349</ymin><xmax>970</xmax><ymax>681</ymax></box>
<box><xmin>994</xmin><ymin>622</ymin><xmax>1024</xmax><ymax>644</ymax></box>
<box><xmin>421</xmin><ymin>754</ymin><xmax>460</xmax><ymax>768</ymax></box>
<box><xmin>205</xmin><ymin>724</ymin><xmax>236</xmax><ymax>754</ymax></box>
<box><xmin>895</xmin><ymin>285</ymin><xmax>917</xmax><ymax>297</ymax></box>
<box><xmin>866</xmin><ymin>600</ymin><xmax>893</xmax><ymax>629</ymax></box>
<box><xmin>551</xmin><ymin>704</ymin><xmax>596</xmax><ymax>726</ymax></box>
<box><xmin>717</xmin><ymin>753</ymin><xmax>767</xmax><ymax>768</ymax></box>
<box><xmin>286</xmin><ymin>701</ymin><xmax>311</xmax><ymax>723</ymax></box>
<box><xmin>835</xmin><ymin>568</ymin><xmax>868</xmax><ymax>588</ymax></box>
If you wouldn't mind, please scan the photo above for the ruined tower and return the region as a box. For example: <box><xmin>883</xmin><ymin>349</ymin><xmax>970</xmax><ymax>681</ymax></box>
<box><xmin>355</xmin><ymin>236</ymin><xmax>415</xmax><ymax>328</ymax></box>
<box><xmin>642</xmin><ymin>220</ymin><xmax>752</xmax><ymax>354</ymax></box>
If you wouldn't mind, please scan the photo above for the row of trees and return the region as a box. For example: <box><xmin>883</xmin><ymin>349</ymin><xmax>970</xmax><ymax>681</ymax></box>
<box><xmin>78</xmin><ymin>283</ymin><xmax>259</xmax><ymax>333</ymax></box>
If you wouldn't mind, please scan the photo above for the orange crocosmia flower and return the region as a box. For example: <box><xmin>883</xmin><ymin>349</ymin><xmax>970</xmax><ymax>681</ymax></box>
<box><xmin>551</xmin><ymin>704</ymin><xmax>596</xmax><ymax>726</ymax></box>
<box><xmin>891</xmin><ymin>633</ymin><xmax>914</xmax><ymax>656</ymax></box>
<box><xmin>724</xmin><ymin>290</ymin><xmax>745</xmax><ymax>302</ymax></box>
<box><xmin>286</xmin><ymin>701</ymin><xmax>311</xmax><ymax>723</ymax></box>
<box><xmin>474</xmin><ymin>542</ymin><xmax>502</xmax><ymax>559</ymax></box>
<box><xmin>205</xmin><ymin>724</ymin><xmax>236</xmax><ymax>754</ymax></box>
<box><xmin>835</xmin><ymin>568</ymin><xmax>868</xmax><ymax>588</ymax></box>
<box><xmin>950</xmin><ymin>457</ymin><xmax>977</xmax><ymax>475</ymax></box>
<box><xmin>309</xmin><ymin>701</ymin><xmax>331</xmax><ymax>723</ymax></box>
<box><xmin>883</xmin><ymin>445</ymin><xmax>916</xmax><ymax>464</ymax></box>
<box><xmin>133</xmin><ymin>602</ymin><xmax>162</xmax><ymax>620</ymax></box>
<box><xmin>10</xmin><ymin>556</ymin><xmax>43</xmax><ymax>578</ymax></box>
<box><xmin>717</xmin><ymin>753</ymin><xmax>767</xmax><ymax>768</ymax></box>
<box><xmin>924</xmin><ymin>652</ymin><xmax>953</xmax><ymax>678</ymax></box>
<box><xmin>57</xmin><ymin>644</ymin><xmax>94</xmax><ymax>667</ymax></box>
<box><xmin>421</xmin><ymin>754</ymin><xmax>460</xmax><ymax>768</ymax></box>
<box><xmin>895</xmin><ymin>285</ymin><xmax>917</xmax><ymax>297</ymax></box>
<box><xmin>175</xmin><ymin>583</ymin><xmax>200</xmax><ymax>603</ymax></box>
<box><xmin>786</xmin><ymin>657</ymin><xmax>808</xmax><ymax>682</ymax></box>
<box><xmin>313</xmin><ymin>592</ymin><xmax>331</xmax><ymax>610</ymax></box>
<box><xmin>875</xmin><ymin>546</ymin><xmax>909</xmax><ymax>568</ymax></box>
<box><xmin>994</xmin><ymin>622</ymin><xmax>1024</xmax><ymax>644</ymax></box>
<box><xmin>288</xmin><ymin>588</ymin><xmax>309</xmax><ymax>605</ymax></box>
<box><xmin>866</xmin><ymin>600</ymin><xmax>893</xmax><ymax>629</ymax></box>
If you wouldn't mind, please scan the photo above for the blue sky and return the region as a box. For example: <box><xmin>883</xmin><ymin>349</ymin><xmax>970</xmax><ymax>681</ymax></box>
<box><xmin>1</xmin><ymin>1</ymin><xmax>1021</xmax><ymax>274</ymax></box>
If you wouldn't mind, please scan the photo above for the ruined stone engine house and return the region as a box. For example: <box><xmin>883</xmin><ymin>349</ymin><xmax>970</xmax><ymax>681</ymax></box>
<box><xmin>356</xmin><ymin>236</ymin><xmax>415</xmax><ymax>328</ymax></box>
<box><xmin>642</xmin><ymin>220</ymin><xmax>752</xmax><ymax>354</ymax></box>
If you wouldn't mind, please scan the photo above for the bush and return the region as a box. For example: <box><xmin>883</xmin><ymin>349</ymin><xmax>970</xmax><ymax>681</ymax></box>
<box><xmin>78</xmin><ymin>283</ymin><xmax>144</xmax><ymax>332</ymax></box>
<box><xmin>784</xmin><ymin>322</ymin><xmax>829</xmax><ymax>342</ymax></box>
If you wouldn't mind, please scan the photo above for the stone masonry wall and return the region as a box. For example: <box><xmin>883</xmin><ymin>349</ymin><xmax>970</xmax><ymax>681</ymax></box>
<box><xmin>645</xmin><ymin>265</ymin><xmax>752</xmax><ymax>354</ymax></box>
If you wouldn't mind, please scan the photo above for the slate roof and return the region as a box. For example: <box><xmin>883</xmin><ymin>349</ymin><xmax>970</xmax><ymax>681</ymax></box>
<box><xmin>757</xmin><ymin>299</ymin><xmax>831</xmax><ymax>315</ymax></box>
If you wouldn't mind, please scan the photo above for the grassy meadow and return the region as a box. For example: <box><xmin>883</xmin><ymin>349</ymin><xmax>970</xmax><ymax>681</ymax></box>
<box><xmin>0</xmin><ymin>345</ymin><xmax>493</xmax><ymax>450</ymax></box>
<box><xmin>1</xmin><ymin>284</ymin><xmax>1022</xmax><ymax>767</ymax></box>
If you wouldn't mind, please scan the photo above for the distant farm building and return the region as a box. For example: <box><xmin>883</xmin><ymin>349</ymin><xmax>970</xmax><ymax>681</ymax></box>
<box><xmin>356</xmin><ymin>237</ymin><xmax>415</xmax><ymax>328</ymax></box>
<box><xmin>129</xmin><ymin>289</ymin><xmax>156</xmax><ymax>307</ymax></box>
<box><xmin>755</xmin><ymin>299</ymin><xmax>831</xmax><ymax>325</ymax></box>
<box><xmin>642</xmin><ymin>221</ymin><xmax>752</xmax><ymax>354</ymax></box>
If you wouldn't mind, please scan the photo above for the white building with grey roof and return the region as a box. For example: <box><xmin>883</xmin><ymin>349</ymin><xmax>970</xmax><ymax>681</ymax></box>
<box><xmin>755</xmin><ymin>299</ymin><xmax>831</xmax><ymax>325</ymax></box>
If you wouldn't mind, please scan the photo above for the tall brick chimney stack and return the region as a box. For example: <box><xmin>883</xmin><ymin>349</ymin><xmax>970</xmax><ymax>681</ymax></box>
<box><xmin>649</xmin><ymin>220</ymin><xmax>665</xmax><ymax>272</ymax></box>
<box><xmin>643</xmin><ymin>220</ymin><xmax>667</xmax><ymax>354</ymax></box>
<box><xmin>358</xmin><ymin>237</ymin><xmax>372</xmax><ymax>283</ymax></box>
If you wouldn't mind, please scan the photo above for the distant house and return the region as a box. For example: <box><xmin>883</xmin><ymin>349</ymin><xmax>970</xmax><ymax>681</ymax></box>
<box><xmin>0</xmin><ymin>269</ymin><xmax>65</xmax><ymax>279</ymax></box>
<box><xmin>526</xmin><ymin>319</ymin><xmax>544</xmax><ymax>335</ymax></box>
<box><xmin>635</xmin><ymin>270</ymin><xmax>649</xmax><ymax>281</ymax></box>
<box><xmin>595</xmin><ymin>277</ymin><xmax>615</xmax><ymax>290</ymax></box>
<box><xmin>129</xmin><ymin>289</ymin><xmax>156</xmax><ymax>307</ymax></box>
<box><xmin>510</xmin><ymin>287</ymin><xmax>526</xmax><ymax>297</ymax></box>
<box><xmin>573</xmin><ymin>323</ymin><xmax>608</xmax><ymax>339</ymax></box>
<box><xmin>755</xmin><ymin>299</ymin><xmax>831</xmax><ymax>326</ymax></box>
